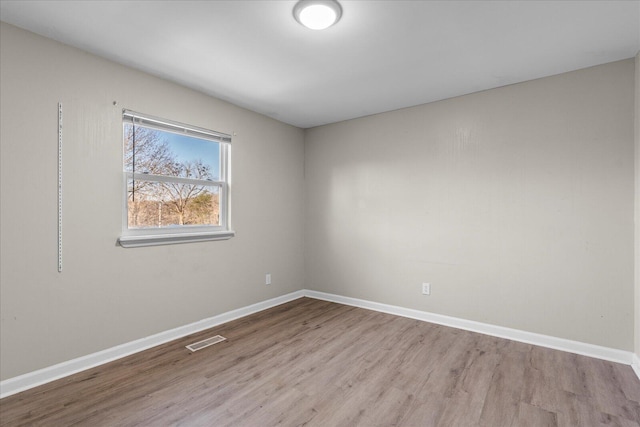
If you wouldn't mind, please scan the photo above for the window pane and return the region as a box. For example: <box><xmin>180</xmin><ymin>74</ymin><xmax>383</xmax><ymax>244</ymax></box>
<box><xmin>124</xmin><ymin>124</ymin><xmax>220</xmax><ymax>181</ymax></box>
<box><xmin>127</xmin><ymin>179</ymin><xmax>220</xmax><ymax>229</ymax></box>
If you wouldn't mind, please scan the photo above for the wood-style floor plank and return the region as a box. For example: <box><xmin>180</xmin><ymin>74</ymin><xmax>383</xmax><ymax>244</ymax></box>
<box><xmin>1</xmin><ymin>297</ymin><xmax>638</xmax><ymax>426</ymax></box>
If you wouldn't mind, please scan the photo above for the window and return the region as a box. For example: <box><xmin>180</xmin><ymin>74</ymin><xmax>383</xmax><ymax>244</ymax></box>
<box><xmin>118</xmin><ymin>110</ymin><xmax>233</xmax><ymax>247</ymax></box>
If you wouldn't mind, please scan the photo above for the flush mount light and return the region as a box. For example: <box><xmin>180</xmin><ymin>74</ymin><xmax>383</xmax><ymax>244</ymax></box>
<box><xmin>293</xmin><ymin>0</ymin><xmax>342</xmax><ymax>30</ymax></box>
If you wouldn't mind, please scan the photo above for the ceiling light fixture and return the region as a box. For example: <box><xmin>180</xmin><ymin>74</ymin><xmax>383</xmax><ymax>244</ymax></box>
<box><xmin>293</xmin><ymin>0</ymin><xmax>342</xmax><ymax>30</ymax></box>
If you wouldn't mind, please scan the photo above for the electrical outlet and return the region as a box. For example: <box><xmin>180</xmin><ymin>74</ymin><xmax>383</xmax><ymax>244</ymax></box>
<box><xmin>422</xmin><ymin>283</ymin><xmax>430</xmax><ymax>295</ymax></box>
<box><xmin>266</xmin><ymin>273</ymin><xmax>271</xmax><ymax>285</ymax></box>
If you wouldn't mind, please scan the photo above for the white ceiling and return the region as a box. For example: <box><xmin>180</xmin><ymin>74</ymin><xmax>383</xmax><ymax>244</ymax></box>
<box><xmin>1</xmin><ymin>1</ymin><xmax>639</xmax><ymax>128</ymax></box>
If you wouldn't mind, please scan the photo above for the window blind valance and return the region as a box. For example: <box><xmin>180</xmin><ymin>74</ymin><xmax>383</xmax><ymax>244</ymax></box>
<box><xmin>123</xmin><ymin>110</ymin><xmax>232</xmax><ymax>144</ymax></box>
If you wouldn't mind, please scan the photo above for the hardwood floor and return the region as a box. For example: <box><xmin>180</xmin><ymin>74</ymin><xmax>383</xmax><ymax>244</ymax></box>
<box><xmin>1</xmin><ymin>297</ymin><xmax>639</xmax><ymax>426</ymax></box>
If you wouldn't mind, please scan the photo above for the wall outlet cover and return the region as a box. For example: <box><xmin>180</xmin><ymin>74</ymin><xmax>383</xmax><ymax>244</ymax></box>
<box><xmin>422</xmin><ymin>283</ymin><xmax>430</xmax><ymax>295</ymax></box>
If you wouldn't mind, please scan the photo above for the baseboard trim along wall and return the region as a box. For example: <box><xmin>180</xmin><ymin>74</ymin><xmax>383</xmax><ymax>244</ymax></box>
<box><xmin>633</xmin><ymin>354</ymin><xmax>640</xmax><ymax>380</ymax></box>
<box><xmin>305</xmin><ymin>290</ymin><xmax>636</xmax><ymax>367</ymax></box>
<box><xmin>0</xmin><ymin>290</ymin><xmax>306</xmax><ymax>399</ymax></box>
<box><xmin>1</xmin><ymin>289</ymin><xmax>637</xmax><ymax>398</ymax></box>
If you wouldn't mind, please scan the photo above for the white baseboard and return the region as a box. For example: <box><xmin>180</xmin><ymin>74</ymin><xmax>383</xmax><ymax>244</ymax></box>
<box><xmin>633</xmin><ymin>353</ymin><xmax>640</xmax><ymax>381</ymax></box>
<box><xmin>2</xmin><ymin>288</ymin><xmax>637</xmax><ymax>399</ymax></box>
<box><xmin>304</xmin><ymin>290</ymin><xmax>635</xmax><ymax>367</ymax></box>
<box><xmin>0</xmin><ymin>290</ymin><xmax>305</xmax><ymax>399</ymax></box>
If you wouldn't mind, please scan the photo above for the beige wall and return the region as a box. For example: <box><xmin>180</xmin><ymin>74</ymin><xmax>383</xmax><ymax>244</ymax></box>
<box><xmin>305</xmin><ymin>59</ymin><xmax>636</xmax><ymax>350</ymax></box>
<box><xmin>0</xmin><ymin>22</ymin><xmax>305</xmax><ymax>380</ymax></box>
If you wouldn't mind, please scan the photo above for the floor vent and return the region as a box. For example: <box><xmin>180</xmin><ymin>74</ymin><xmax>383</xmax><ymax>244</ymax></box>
<box><xmin>186</xmin><ymin>335</ymin><xmax>227</xmax><ymax>352</ymax></box>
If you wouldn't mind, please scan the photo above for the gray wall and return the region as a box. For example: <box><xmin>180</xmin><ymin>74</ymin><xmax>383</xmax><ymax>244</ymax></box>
<box><xmin>634</xmin><ymin>52</ymin><xmax>640</xmax><ymax>360</ymax></box>
<box><xmin>305</xmin><ymin>59</ymin><xmax>635</xmax><ymax>351</ymax></box>
<box><xmin>0</xmin><ymin>22</ymin><xmax>305</xmax><ymax>380</ymax></box>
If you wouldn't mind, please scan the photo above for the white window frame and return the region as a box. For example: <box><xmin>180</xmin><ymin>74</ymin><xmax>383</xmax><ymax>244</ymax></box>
<box><xmin>118</xmin><ymin>110</ymin><xmax>234</xmax><ymax>248</ymax></box>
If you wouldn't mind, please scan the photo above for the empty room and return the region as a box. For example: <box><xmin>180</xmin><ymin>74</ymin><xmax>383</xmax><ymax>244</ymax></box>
<box><xmin>1</xmin><ymin>1</ymin><xmax>639</xmax><ymax>426</ymax></box>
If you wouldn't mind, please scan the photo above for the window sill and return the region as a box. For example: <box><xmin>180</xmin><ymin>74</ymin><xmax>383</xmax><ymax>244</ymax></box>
<box><xmin>118</xmin><ymin>231</ymin><xmax>235</xmax><ymax>248</ymax></box>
